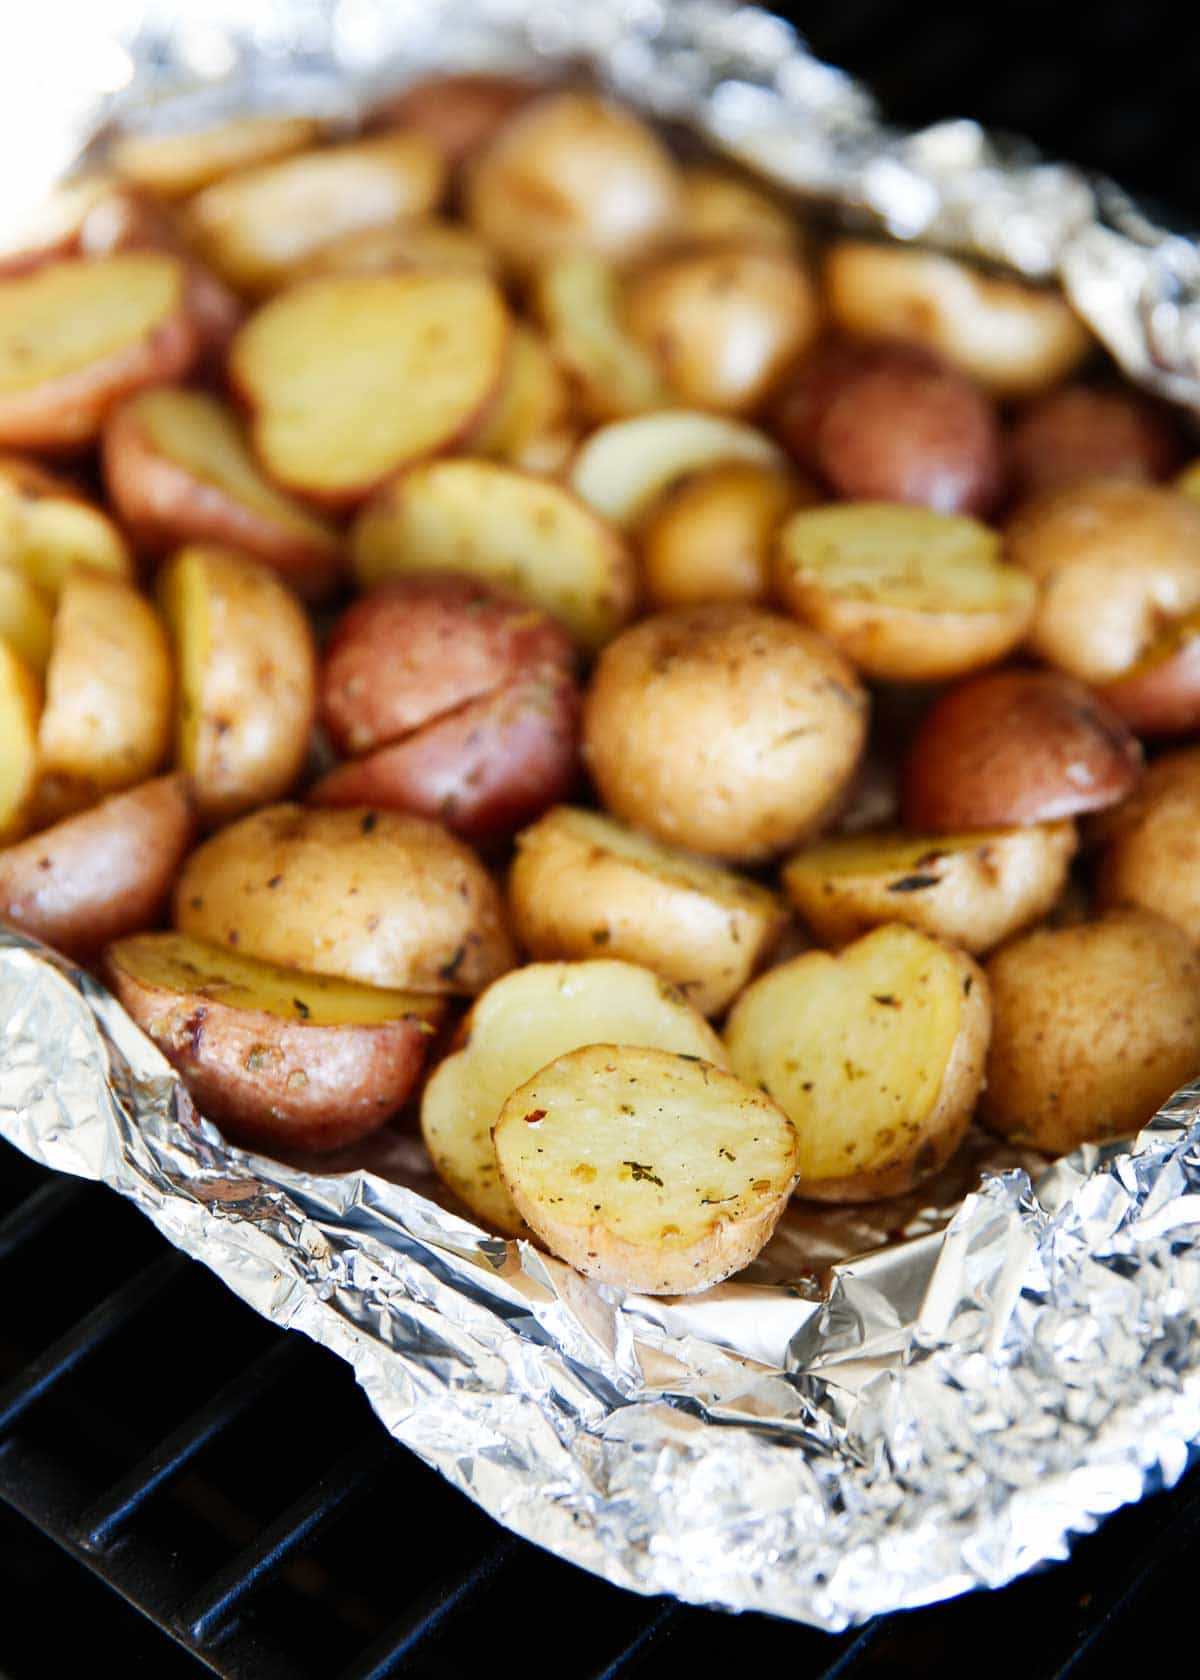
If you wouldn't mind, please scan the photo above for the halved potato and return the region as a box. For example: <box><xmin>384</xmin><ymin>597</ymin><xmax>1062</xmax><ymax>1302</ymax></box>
<box><xmin>35</xmin><ymin>568</ymin><xmax>172</xmax><ymax>823</ymax></box>
<box><xmin>0</xmin><ymin>566</ymin><xmax>53</xmax><ymax>673</ymax></box>
<box><xmin>569</xmin><ymin>409</ymin><xmax>786</xmax><ymax>529</ymax></box>
<box><xmin>470</xmin><ymin>324</ymin><xmax>573</xmax><ymax>470</ymax></box>
<box><xmin>0</xmin><ymin>773</ymin><xmax>195</xmax><ymax>959</ymax></box>
<box><xmin>724</xmin><ymin>923</ymin><xmax>990</xmax><ymax>1201</ymax></box>
<box><xmin>782</xmin><ymin>822</ymin><xmax>1077</xmax><ymax>955</ymax></box>
<box><xmin>775</xmin><ymin>503</ymin><xmax>1036</xmax><ymax>682</ymax></box>
<box><xmin>0</xmin><ymin>253</ymin><xmax>198</xmax><ymax>450</ymax></box>
<box><xmin>421</xmin><ymin>958</ymin><xmax>728</xmax><ymax>1234</ymax></box>
<box><xmin>183</xmin><ymin>132</ymin><xmax>446</xmax><ymax>294</ymax></box>
<box><xmin>159</xmin><ymin>546</ymin><xmax>316</xmax><ymax>825</ymax></box>
<box><xmin>509</xmin><ymin>806</ymin><xmax>787</xmax><ymax>1016</ymax></box>
<box><xmin>676</xmin><ymin>167</ymin><xmax>802</xmax><ymax>250</ymax></box>
<box><xmin>0</xmin><ymin>641</ymin><xmax>40</xmax><ymax>843</ymax></box>
<box><xmin>351</xmin><ymin>459</ymin><xmax>635</xmax><ymax>651</ymax></box>
<box><xmin>229</xmin><ymin>271</ymin><xmax>510</xmax><ymax>508</ymax></box>
<box><xmin>0</xmin><ymin>456</ymin><xmax>131</xmax><ymax>593</ymax></box>
<box><xmin>109</xmin><ymin>113</ymin><xmax>324</xmax><ymax>199</ymax></box>
<box><xmin>103</xmin><ymin>387</ymin><xmax>341</xmax><ymax>599</ymax></box>
<box><xmin>494</xmin><ymin>1045</ymin><xmax>797</xmax><ymax>1294</ymax></box>
<box><xmin>174</xmin><ymin>804</ymin><xmax>515</xmax><ymax>996</ymax></box>
<box><xmin>533</xmin><ymin>254</ymin><xmax>672</xmax><ymax>421</ymax></box>
<box><xmin>298</xmin><ymin>218</ymin><xmax>498</xmax><ymax>281</ymax></box>
<box><xmin>105</xmin><ymin>930</ymin><xmax>443</xmax><ymax>1154</ymax></box>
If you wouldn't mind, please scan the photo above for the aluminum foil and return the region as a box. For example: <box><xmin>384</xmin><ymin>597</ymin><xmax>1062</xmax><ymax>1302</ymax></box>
<box><xmin>4</xmin><ymin>0</ymin><xmax>1200</xmax><ymax>1632</ymax></box>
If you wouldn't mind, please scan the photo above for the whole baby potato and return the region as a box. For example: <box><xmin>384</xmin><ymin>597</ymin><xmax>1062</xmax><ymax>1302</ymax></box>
<box><xmin>583</xmin><ymin>604</ymin><xmax>867</xmax><ymax>861</ymax></box>
<box><xmin>1008</xmin><ymin>384</ymin><xmax>1183</xmax><ymax>499</ymax></box>
<box><xmin>1094</xmin><ymin>747</ymin><xmax>1200</xmax><ymax>945</ymax></box>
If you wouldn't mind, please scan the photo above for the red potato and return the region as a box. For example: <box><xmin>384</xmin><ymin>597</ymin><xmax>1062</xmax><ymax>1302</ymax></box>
<box><xmin>1008</xmin><ymin>384</ymin><xmax>1184</xmax><ymax>499</ymax></box>
<box><xmin>1098</xmin><ymin>609</ymin><xmax>1200</xmax><ymax>736</ymax></box>
<box><xmin>902</xmin><ymin>668</ymin><xmax>1142</xmax><ymax>832</ymax></box>
<box><xmin>373</xmin><ymin>74</ymin><xmax>542</xmax><ymax>167</ymax></box>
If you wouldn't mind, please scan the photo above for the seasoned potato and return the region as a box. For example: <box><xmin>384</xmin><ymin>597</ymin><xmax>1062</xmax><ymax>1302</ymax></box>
<box><xmin>299</xmin><ymin>217</ymin><xmax>498</xmax><ymax>282</ymax></box>
<box><xmin>105</xmin><ymin>931</ymin><xmax>443</xmax><ymax>1154</ymax></box>
<box><xmin>183</xmin><ymin>132</ymin><xmax>446</xmax><ymax>295</ymax></box>
<box><xmin>775</xmin><ymin>503</ymin><xmax>1035</xmax><ymax>682</ymax></box>
<box><xmin>902</xmin><ymin>669</ymin><xmax>1141</xmax><ymax>832</ymax></box>
<box><xmin>583</xmin><ymin>605</ymin><xmax>867</xmax><ymax>861</ymax></box>
<box><xmin>159</xmin><ymin>546</ymin><xmax>316</xmax><ymax>826</ymax></box>
<box><xmin>0</xmin><ymin>253</ymin><xmax>198</xmax><ymax>450</ymax></box>
<box><xmin>465</xmin><ymin>92</ymin><xmax>680</xmax><ymax>270</ymax></box>
<box><xmin>640</xmin><ymin>459</ymin><xmax>813</xmax><ymax>609</ymax></box>
<box><xmin>783</xmin><ymin>822</ymin><xmax>1077</xmax><ymax>955</ymax></box>
<box><xmin>109</xmin><ymin>114</ymin><xmax>324</xmax><ymax>199</ymax></box>
<box><xmin>103</xmin><ymin>387</ymin><xmax>341</xmax><ymax>600</ymax></box>
<box><xmin>174</xmin><ymin>804</ymin><xmax>514</xmax><ymax>996</ymax></box>
<box><xmin>0</xmin><ymin>456</ymin><xmax>131</xmax><ymax>593</ymax></box>
<box><xmin>533</xmin><ymin>254</ymin><xmax>672</xmax><ymax>421</ymax></box>
<box><xmin>824</xmin><ymin>240</ymin><xmax>1091</xmax><ymax>398</ymax></box>
<box><xmin>0</xmin><ymin>641</ymin><xmax>40</xmax><ymax>843</ymax></box>
<box><xmin>0</xmin><ymin>773</ymin><xmax>195</xmax><ymax>959</ymax></box>
<box><xmin>1008</xmin><ymin>384</ymin><xmax>1183</xmax><ymax>498</ymax></box>
<box><xmin>494</xmin><ymin>1045</ymin><xmax>797</xmax><ymax>1293</ymax></box>
<box><xmin>35</xmin><ymin>568</ymin><xmax>172</xmax><ymax>823</ymax></box>
<box><xmin>676</xmin><ymin>167</ymin><xmax>801</xmax><ymax>250</ymax></box>
<box><xmin>980</xmin><ymin>910</ymin><xmax>1200</xmax><ymax>1154</ymax></box>
<box><xmin>1180</xmin><ymin>459</ymin><xmax>1200</xmax><ymax>501</ymax></box>
<box><xmin>421</xmin><ymin>958</ymin><xmax>727</xmax><ymax>1234</ymax></box>
<box><xmin>229</xmin><ymin>272</ymin><xmax>510</xmax><ymax>508</ymax></box>
<box><xmin>1006</xmin><ymin>480</ymin><xmax>1200</xmax><ymax>685</ymax></box>
<box><xmin>373</xmin><ymin>74</ymin><xmax>540</xmax><ymax>167</ymax></box>
<box><xmin>351</xmin><ymin>459</ymin><xmax>635</xmax><ymax>651</ymax></box>
<box><xmin>470</xmin><ymin>324</ymin><xmax>573</xmax><ymax>470</ymax></box>
<box><xmin>1094</xmin><ymin>748</ymin><xmax>1200</xmax><ymax>945</ymax></box>
<box><xmin>509</xmin><ymin>806</ymin><xmax>787</xmax><ymax>1016</ymax></box>
<box><xmin>1099</xmin><ymin>608</ymin><xmax>1200</xmax><ymax>736</ymax></box>
<box><xmin>623</xmin><ymin>247</ymin><xmax>819</xmax><ymax>414</ymax></box>
<box><xmin>0</xmin><ymin>566</ymin><xmax>53</xmax><ymax>674</ymax></box>
<box><xmin>725</xmin><ymin>924</ymin><xmax>990</xmax><ymax>1201</ymax></box>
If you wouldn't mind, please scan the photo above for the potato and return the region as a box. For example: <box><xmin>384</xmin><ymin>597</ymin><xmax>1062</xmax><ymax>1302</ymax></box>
<box><xmin>183</xmin><ymin>132</ymin><xmax>445</xmax><ymax>295</ymax></box>
<box><xmin>1008</xmin><ymin>384</ymin><xmax>1183</xmax><ymax>499</ymax></box>
<box><xmin>902</xmin><ymin>669</ymin><xmax>1141</xmax><ymax>832</ymax></box>
<box><xmin>470</xmin><ymin>324</ymin><xmax>573</xmax><ymax>470</ymax></box>
<box><xmin>494</xmin><ymin>1045</ymin><xmax>797</xmax><ymax>1294</ymax></box>
<box><xmin>109</xmin><ymin>114</ymin><xmax>324</xmax><ymax>199</ymax></box>
<box><xmin>583</xmin><ymin>605</ymin><xmax>867</xmax><ymax>861</ymax></box>
<box><xmin>1006</xmin><ymin>480</ymin><xmax>1200</xmax><ymax>686</ymax></box>
<box><xmin>1093</xmin><ymin>748</ymin><xmax>1200</xmax><ymax>945</ymax></box>
<box><xmin>980</xmin><ymin>910</ymin><xmax>1200</xmax><ymax>1154</ymax></box>
<box><xmin>351</xmin><ymin>459</ymin><xmax>635</xmax><ymax>652</ymax></box>
<box><xmin>159</xmin><ymin>546</ymin><xmax>317</xmax><ymax>826</ymax></box>
<box><xmin>782</xmin><ymin>822</ymin><xmax>1077</xmax><ymax>956</ymax></box>
<box><xmin>421</xmin><ymin>958</ymin><xmax>728</xmax><ymax>1234</ymax></box>
<box><xmin>640</xmin><ymin>459</ymin><xmax>813</xmax><ymax>609</ymax></box>
<box><xmin>1181</xmin><ymin>459</ymin><xmax>1200</xmax><ymax>501</ymax></box>
<box><xmin>533</xmin><ymin>254</ymin><xmax>672</xmax><ymax>421</ymax></box>
<box><xmin>0</xmin><ymin>641</ymin><xmax>40</xmax><ymax>843</ymax></box>
<box><xmin>373</xmin><ymin>74</ymin><xmax>540</xmax><ymax>168</ymax></box>
<box><xmin>174</xmin><ymin>804</ymin><xmax>514</xmax><ymax>996</ymax></box>
<box><xmin>229</xmin><ymin>272</ymin><xmax>509</xmax><ymax>509</ymax></box>
<box><xmin>623</xmin><ymin>247</ymin><xmax>819</xmax><ymax>414</ymax></box>
<box><xmin>569</xmin><ymin>409</ymin><xmax>786</xmax><ymax>529</ymax></box>
<box><xmin>1099</xmin><ymin>608</ymin><xmax>1200</xmax><ymax>736</ymax></box>
<box><xmin>105</xmin><ymin>931</ymin><xmax>443</xmax><ymax>1154</ymax></box>
<box><xmin>103</xmin><ymin>387</ymin><xmax>341</xmax><ymax>600</ymax></box>
<box><xmin>0</xmin><ymin>253</ymin><xmax>198</xmax><ymax>450</ymax></box>
<box><xmin>725</xmin><ymin>924</ymin><xmax>989</xmax><ymax>1201</ymax></box>
<box><xmin>0</xmin><ymin>566</ymin><xmax>53</xmax><ymax>673</ymax></box>
<box><xmin>774</xmin><ymin>503</ymin><xmax>1035</xmax><ymax>682</ymax></box>
<box><xmin>676</xmin><ymin>168</ymin><xmax>801</xmax><ymax>250</ymax></box>
<box><xmin>0</xmin><ymin>773</ymin><xmax>195</xmax><ymax>959</ymax></box>
<box><xmin>771</xmin><ymin>338</ymin><xmax>905</xmax><ymax>464</ymax></box>
<box><xmin>35</xmin><ymin>568</ymin><xmax>172</xmax><ymax>824</ymax></box>
<box><xmin>0</xmin><ymin>456</ymin><xmax>131</xmax><ymax>593</ymax></box>
<box><xmin>298</xmin><ymin>217</ymin><xmax>498</xmax><ymax>281</ymax></box>
<box><xmin>465</xmin><ymin>92</ymin><xmax>680</xmax><ymax>270</ymax></box>
<box><xmin>824</xmin><ymin>240</ymin><xmax>1091</xmax><ymax>398</ymax></box>
<box><xmin>508</xmin><ymin>805</ymin><xmax>787</xmax><ymax>1016</ymax></box>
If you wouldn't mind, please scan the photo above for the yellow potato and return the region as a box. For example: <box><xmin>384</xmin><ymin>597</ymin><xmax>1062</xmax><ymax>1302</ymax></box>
<box><xmin>494</xmin><ymin>1045</ymin><xmax>797</xmax><ymax>1293</ymax></box>
<box><xmin>298</xmin><ymin>217</ymin><xmax>498</xmax><ymax>281</ymax></box>
<box><xmin>109</xmin><ymin>113</ymin><xmax>324</xmax><ymax>199</ymax></box>
<box><xmin>159</xmin><ymin>546</ymin><xmax>316</xmax><ymax>825</ymax></box>
<box><xmin>776</xmin><ymin>502</ymin><xmax>1036</xmax><ymax>682</ymax></box>
<box><xmin>509</xmin><ymin>806</ymin><xmax>787</xmax><ymax>1016</ymax></box>
<box><xmin>533</xmin><ymin>254</ymin><xmax>672</xmax><ymax>421</ymax></box>
<box><xmin>421</xmin><ymin>958</ymin><xmax>728</xmax><ymax>1234</ymax></box>
<box><xmin>1094</xmin><ymin>747</ymin><xmax>1200</xmax><ymax>944</ymax></box>
<box><xmin>725</xmin><ymin>924</ymin><xmax>990</xmax><ymax>1201</ymax></box>
<box><xmin>676</xmin><ymin>167</ymin><xmax>802</xmax><ymax>250</ymax></box>
<box><xmin>1180</xmin><ymin>459</ymin><xmax>1200</xmax><ymax>501</ymax></box>
<box><xmin>470</xmin><ymin>324</ymin><xmax>573</xmax><ymax>470</ymax></box>
<box><xmin>0</xmin><ymin>640</ymin><xmax>40</xmax><ymax>843</ymax></box>
<box><xmin>0</xmin><ymin>565</ymin><xmax>53</xmax><ymax>673</ymax></box>
<box><xmin>0</xmin><ymin>456</ymin><xmax>131</xmax><ymax>592</ymax></box>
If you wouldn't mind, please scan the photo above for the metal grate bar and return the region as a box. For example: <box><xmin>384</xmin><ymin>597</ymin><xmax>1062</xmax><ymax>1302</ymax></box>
<box><xmin>0</xmin><ymin>1251</ymin><xmax>189</xmax><ymax>1437</ymax></box>
<box><xmin>585</xmin><ymin>1604</ymin><xmax>680</xmax><ymax>1680</ymax></box>
<box><xmin>0</xmin><ymin>1176</ymin><xmax>85</xmax><ymax>1263</ymax></box>
<box><xmin>78</xmin><ymin>1337</ymin><xmax>305</xmax><ymax>1551</ymax></box>
<box><xmin>336</xmin><ymin>1538</ymin><xmax>518</xmax><ymax>1680</ymax></box>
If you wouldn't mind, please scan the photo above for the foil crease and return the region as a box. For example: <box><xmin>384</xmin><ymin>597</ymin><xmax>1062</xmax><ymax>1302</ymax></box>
<box><xmin>4</xmin><ymin>0</ymin><xmax>1200</xmax><ymax>1630</ymax></box>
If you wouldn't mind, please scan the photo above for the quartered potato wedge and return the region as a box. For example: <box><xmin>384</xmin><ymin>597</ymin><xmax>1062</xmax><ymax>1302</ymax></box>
<box><xmin>470</xmin><ymin>324</ymin><xmax>573</xmax><ymax>471</ymax></box>
<box><xmin>0</xmin><ymin>456</ymin><xmax>131</xmax><ymax>593</ymax></box>
<box><xmin>110</xmin><ymin>114</ymin><xmax>324</xmax><ymax>199</ymax></box>
<box><xmin>570</xmin><ymin>409</ymin><xmax>787</xmax><ymax>528</ymax></box>
<box><xmin>0</xmin><ymin>640</ymin><xmax>40</xmax><ymax>843</ymax></box>
<box><xmin>0</xmin><ymin>565</ymin><xmax>53</xmax><ymax>673</ymax></box>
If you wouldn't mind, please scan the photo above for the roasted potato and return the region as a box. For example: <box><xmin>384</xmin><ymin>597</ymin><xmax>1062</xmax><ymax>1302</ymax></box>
<box><xmin>533</xmin><ymin>254</ymin><xmax>672</xmax><ymax>421</ymax></box>
<box><xmin>583</xmin><ymin>605</ymin><xmax>867</xmax><ymax>861</ymax></box>
<box><xmin>980</xmin><ymin>910</ymin><xmax>1200</xmax><ymax>1154</ymax></box>
<box><xmin>775</xmin><ymin>503</ymin><xmax>1035</xmax><ymax>682</ymax></box>
<box><xmin>493</xmin><ymin>1044</ymin><xmax>797</xmax><ymax>1294</ymax></box>
<box><xmin>0</xmin><ymin>457</ymin><xmax>131</xmax><ymax>591</ymax></box>
<box><xmin>470</xmin><ymin>324</ymin><xmax>573</xmax><ymax>471</ymax></box>
<box><xmin>509</xmin><ymin>805</ymin><xmax>788</xmax><ymax>1016</ymax></box>
<box><xmin>0</xmin><ymin>640</ymin><xmax>40</xmax><ymax>843</ymax></box>
<box><xmin>109</xmin><ymin>113</ymin><xmax>324</xmax><ymax>199</ymax></box>
<box><xmin>105</xmin><ymin>930</ymin><xmax>444</xmax><ymax>1154</ymax></box>
<box><xmin>373</xmin><ymin>73</ymin><xmax>540</xmax><ymax>167</ymax></box>
<box><xmin>782</xmin><ymin>822</ymin><xmax>1077</xmax><ymax>955</ymax></box>
<box><xmin>420</xmin><ymin>958</ymin><xmax>728</xmax><ymax>1234</ymax></box>
<box><xmin>1008</xmin><ymin>384</ymin><xmax>1183</xmax><ymax>498</ymax></box>
<box><xmin>299</xmin><ymin>218</ymin><xmax>499</xmax><ymax>283</ymax></box>
<box><xmin>1180</xmin><ymin>459</ymin><xmax>1200</xmax><ymax>501</ymax></box>
<box><xmin>1094</xmin><ymin>748</ymin><xmax>1200</xmax><ymax>945</ymax></box>
<box><xmin>1099</xmin><ymin>608</ymin><xmax>1200</xmax><ymax>736</ymax></box>
<box><xmin>676</xmin><ymin>167</ymin><xmax>801</xmax><ymax>250</ymax></box>
<box><xmin>0</xmin><ymin>773</ymin><xmax>195</xmax><ymax>959</ymax></box>
<box><xmin>159</xmin><ymin>546</ymin><xmax>317</xmax><ymax>826</ymax></box>
<box><xmin>174</xmin><ymin>804</ymin><xmax>514</xmax><ymax>996</ymax></box>
<box><xmin>0</xmin><ymin>565</ymin><xmax>53</xmax><ymax>674</ymax></box>
<box><xmin>725</xmin><ymin>923</ymin><xmax>990</xmax><ymax>1201</ymax></box>
<box><xmin>902</xmin><ymin>669</ymin><xmax>1141</xmax><ymax>832</ymax></box>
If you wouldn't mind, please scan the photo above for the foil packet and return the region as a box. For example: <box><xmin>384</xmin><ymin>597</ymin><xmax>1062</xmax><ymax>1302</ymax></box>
<box><xmin>3</xmin><ymin>0</ymin><xmax>1200</xmax><ymax>1632</ymax></box>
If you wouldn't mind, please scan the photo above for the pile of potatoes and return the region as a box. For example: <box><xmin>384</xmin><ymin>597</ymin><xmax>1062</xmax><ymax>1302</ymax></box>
<box><xmin>3</xmin><ymin>77</ymin><xmax>1200</xmax><ymax>1297</ymax></box>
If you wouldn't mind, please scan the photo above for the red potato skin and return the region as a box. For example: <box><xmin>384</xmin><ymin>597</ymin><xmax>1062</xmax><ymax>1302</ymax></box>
<box><xmin>0</xmin><ymin>774</ymin><xmax>196</xmax><ymax>960</ymax></box>
<box><xmin>1099</xmin><ymin>616</ymin><xmax>1200</xmax><ymax>737</ymax></box>
<box><xmin>1008</xmin><ymin>384</ymin><xmax>1184</xmax><ymax>500</ymax></box>
<box><xmin>310</xmin><ymin>668</ymin><xmax>581</xmax><ymax>845</ymax></box>
<box><xmin>372</xmin><ymin>75</ymin><xmax>543</xmax><ymax>167</ymax></box>
<box><xmin>902</xmin><ymin>669</ymin><xmax>1142</xmax><ymax>832</ymax></box>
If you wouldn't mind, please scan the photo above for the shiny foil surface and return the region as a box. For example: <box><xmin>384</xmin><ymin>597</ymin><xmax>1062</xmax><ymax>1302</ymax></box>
<box><xmin>3</xmin><ymin>0</ymin><xmax>1200</xmax><ymax>1630</ymax></box>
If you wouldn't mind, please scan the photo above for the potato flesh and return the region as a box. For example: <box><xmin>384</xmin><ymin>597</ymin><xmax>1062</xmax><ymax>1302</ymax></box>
<box><xmin>0</xmin><ymin>462</ymin><xmax>131</xmax><ymax>592</ymax></box>
<box><xmin>535</xmin><ymin>255</ymin><xmax>671</xmax><ymax>420</ymax></box>
<box><xmin>110</xmin><ymin>114</ymin><xmax>323</xmax><ymax>199</ymax></box>
<box><xmin>0</xmin><ymin>641</ymin><xmax>40</xmax><ymax>840</ymax></box>
<box><xmin>0</xmin><ymin>566</ymin><xmax>53</xmax><ymax>672</ymax></box>
<box><xmin>570</xmin><ymin>409</ymin><xmax>786</xmax><ymax>528</ymax></box>
<box><xmin>0</xmin><ymin>255</ymin><xmax>183</xmax><ymax>390</ymax></box>
<box><xmin>471</xmin><ymin>325</ymin><xmax>570</xmax><ymax>464</ymax></box>
<box><xmin>531</xmin><ymin>806</ymin><xmax>780</xmax><ymax>905</ymax></box>
<box><xmin>301</xmin><ymin>219</ymin><xmax>498</xmax><ymax>280</ymax></box>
